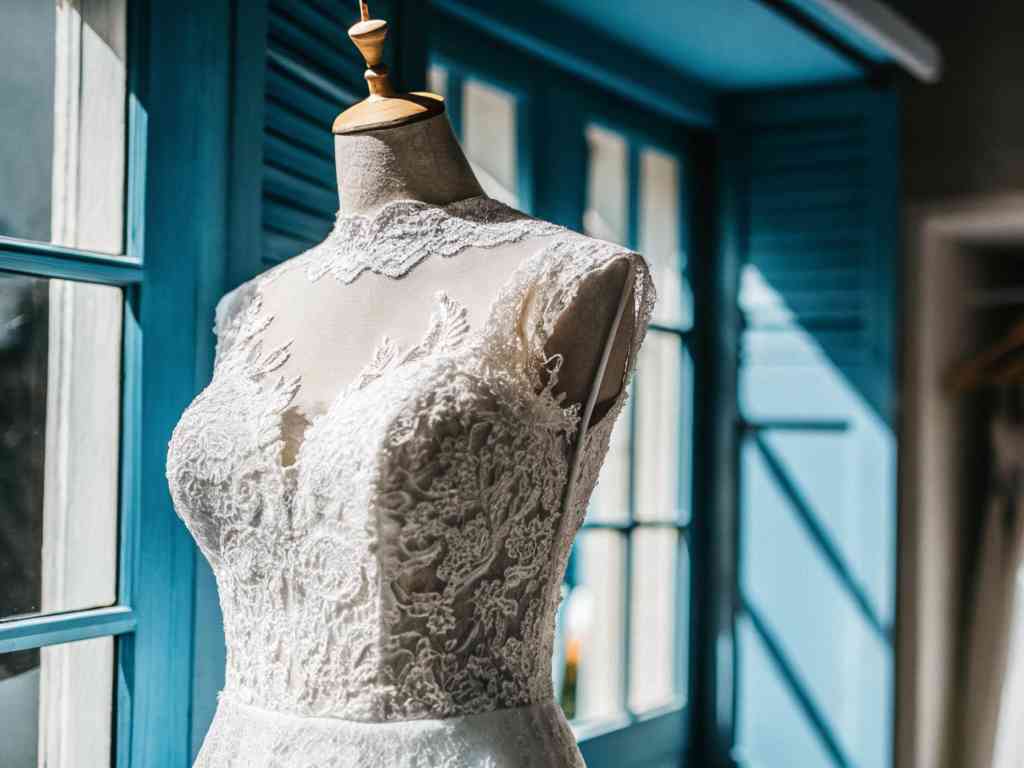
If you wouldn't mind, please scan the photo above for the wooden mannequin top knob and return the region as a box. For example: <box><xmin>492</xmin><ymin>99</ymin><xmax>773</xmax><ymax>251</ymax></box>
<box><xmin>348</xmin><ymin>17</ymin><xmax>387</xmax><ymax>69</ymax></box>
<box><xmin>332</xmin><ymin>3</ymin><xmax>445</xmax><ymax>135</ymax></box>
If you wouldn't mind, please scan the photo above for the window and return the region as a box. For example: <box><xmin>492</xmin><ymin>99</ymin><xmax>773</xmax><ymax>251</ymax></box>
<box><xmin>561</xmin><ymin>126</ymin><xmax>692</xmax><ymax>728</ymax></box>
<box><xmin>0</xmin><ymin>2</ymin><xmax>141</xmax><ymax>766</ymax></box>
<box><xmin>428</xmin><ymin>64</ymin><xmax>523</xmax><ymax>208</ymax></box>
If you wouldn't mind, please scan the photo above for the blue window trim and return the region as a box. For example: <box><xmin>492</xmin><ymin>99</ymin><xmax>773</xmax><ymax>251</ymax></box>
<box><xmin>0</xmin><ymin>607</ymin><xmax>138</xmax><ymax>654</ymax></box>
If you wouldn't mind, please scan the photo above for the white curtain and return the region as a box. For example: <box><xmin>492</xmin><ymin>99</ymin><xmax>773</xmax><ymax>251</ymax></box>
<box><xmin>960</xmin><ymin>413</ymin><xmax>1024</xmax><ymax>768</ymax></box>
<box><xmin>992</xmin><ymin>570</ymin><xmax>1024</xmax><ymax>768</ymax></box>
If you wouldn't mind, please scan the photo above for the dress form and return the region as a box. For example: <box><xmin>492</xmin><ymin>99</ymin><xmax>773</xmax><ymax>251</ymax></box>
<box><xmin>171</xmin><ymin>13</ymin><xmax>656</xmax><ymax>764</ymax></box>
<box><xmin>225</xmin><ymin>5</ymin><xmax>635</xmax><ymax>463</ymax></box>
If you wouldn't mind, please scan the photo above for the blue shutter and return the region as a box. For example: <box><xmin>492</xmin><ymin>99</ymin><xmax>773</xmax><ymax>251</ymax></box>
<box><xmin>256</xmin><ymin>0</ymin><xmax>427</xmax><ymax>266</ymax></box>
<box><xmin>738</xmin><ymin>86</ymin><xmax>898</xmax><ymax>421</ymax></box>
<box><xmin>262</xmin><ymin>0</ymin><xmax>370</xmax><ymax>264</ymax></box>
<box><xmin>730</xmin><ymin>84</ymin><xmax>899</xmax><ymax>768</ymax></box>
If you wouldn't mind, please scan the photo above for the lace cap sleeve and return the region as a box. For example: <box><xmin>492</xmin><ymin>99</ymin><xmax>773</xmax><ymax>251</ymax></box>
<box><xmin>515</xmin><ymin>233</ymin><xmax>656</xmax><ymax>522</ymax></box>
<box><xmin>213</xmin><ymin>282</ymin><xmax>259</xmax><ymax>367</ymax></box>
<box><xmin>524</xmin><ymin>235</ymin><xmax>657</xmax><ymax>401</ymax></box>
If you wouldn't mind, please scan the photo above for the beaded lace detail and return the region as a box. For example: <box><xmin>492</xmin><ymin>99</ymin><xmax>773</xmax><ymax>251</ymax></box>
<box><xmin>166</xmin><ymin>195</ymin><xmax>655</xmax><ymax>766</ymax></box>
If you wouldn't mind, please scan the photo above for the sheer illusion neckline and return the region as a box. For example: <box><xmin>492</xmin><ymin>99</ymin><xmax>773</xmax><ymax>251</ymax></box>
<box><xmin>246</xmin><ymin>281</ymin><xmax>572</xmax><ymax>479</ymax></box>
<box><xmin>221</xmin><ymin>198</ymin><xmax>573</xmax><ymax>477</ymax></box>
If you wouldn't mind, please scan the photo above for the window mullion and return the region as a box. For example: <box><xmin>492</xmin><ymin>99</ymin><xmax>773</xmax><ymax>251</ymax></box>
<box><xmin>0</xmin><ymin>238</ymin><xmax>143</xmax><ymax>286</ymax></box>
<box><xmin>0</xmin><ymin>606</ymin><xmax>136</xmax><ymax>654</ymax></box>
<box><xmin>617</xmin><ymin>141</ymin><xmax>640</xmax><ymax>719</ymax></box>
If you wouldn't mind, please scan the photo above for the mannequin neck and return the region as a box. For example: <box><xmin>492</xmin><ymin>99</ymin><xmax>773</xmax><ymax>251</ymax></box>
<box><xmin>334</xmin><ymin>113</ymin><xmax>484</xmax><ymax>217</ymax></box>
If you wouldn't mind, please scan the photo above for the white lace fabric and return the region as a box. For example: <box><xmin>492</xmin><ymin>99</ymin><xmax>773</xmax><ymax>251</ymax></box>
<box><xmin>166</xmin><ymin>196</ymin><xmax>656</xmax><ymax>767</ymax></box>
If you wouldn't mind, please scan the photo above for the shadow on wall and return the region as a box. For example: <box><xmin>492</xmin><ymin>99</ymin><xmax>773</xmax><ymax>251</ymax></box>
<box><xmin>736</xmin><ymin>265</ymin><xmax>896</xmax><ymax>768</ymax></box>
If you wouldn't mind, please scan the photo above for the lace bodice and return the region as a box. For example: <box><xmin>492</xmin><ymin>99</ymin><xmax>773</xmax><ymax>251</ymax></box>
<box><xmin>166</xmin><ymin>196</ymin><xmax>655</xmax><ymax>764</ymax></box>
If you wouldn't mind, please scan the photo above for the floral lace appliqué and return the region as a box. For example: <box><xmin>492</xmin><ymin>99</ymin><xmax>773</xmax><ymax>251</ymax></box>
<box><xmin>166</xmin><ymin>195</ymin><xmax>656</xmax><ymax>767</ymax></box>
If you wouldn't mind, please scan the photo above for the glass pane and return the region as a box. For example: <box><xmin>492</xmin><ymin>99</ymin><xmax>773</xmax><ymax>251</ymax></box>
<box><xmin>629</xmin><ymin>528</ymin><xmax>683</xmax><ymax>712</ymax></box>
<box><xmin>639</xmin><ymin>147</ymin><xmax>691</xmax><ymax>328</ymax></box>
<box><xmin>585</xmin><ymin>380</ymin><xmax>631</xmax><ymax>524</ymax></box>
<box><xmin>0</xmin><ymin>272</ymin><xmax>122</xmax><ymax>621</ymax></box>
<box><xmin>635</xmin><ymin>332</ymin><xmax>690</xmax><ymax>523</ymax></box>
<box><xmin>584</xmin><ymin>125</ymin><xmax>628</xmax><ymax>245</ymax></box>
<box><xmin>582</xmin><ymin>126</ymin><xmax>630</xmax><ymax>522</ymax></box>
<box><xmin>463</xmin><ymin>78</ymin><xmax>519</xmax><ymax>208</ymax></box>
<box><xmin>427</xmin><ymin>63</ymin><xmax>448</xmax><ymax>99</ymax></box>
<box><xmin>561</xmin><ymin>529</ymin><xmax>626</xmax><ymax>722</ymax></box>
<box><xmin>0</xmin><ymin>0</ymin><xmax>126</xmax><ymax>251</ymax></box>
<box><xmin>0</xmin><ymin>636</ymin><xmax>115</xmax><ymax>767</ymax></box>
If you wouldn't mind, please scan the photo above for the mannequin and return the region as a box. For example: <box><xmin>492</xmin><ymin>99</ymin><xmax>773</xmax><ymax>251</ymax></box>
<box><xmin>222</xmin><ymin>7</ymin><xmax>635</xmax><ymax>466</ymax></box>
<box><xmin>171</xmin><ymin>9</ymin><xmax>655</xmax><ymax>765</ymax></box>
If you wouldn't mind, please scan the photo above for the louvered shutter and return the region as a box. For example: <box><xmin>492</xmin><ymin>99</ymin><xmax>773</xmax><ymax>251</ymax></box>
<box><xmin>262</xmin><ymin>0</ymin><xmax>383</xmax><ymax>265</ymax></box>
<box><xmin>737</xmin><ymin>85</ymin><xmax>899</xmax><ymax>421</ymax></box>
<box><xmin>225</xmin><ymin>0</ymin><xmax>426</xmax><ymax>287</ymax></box>
<box><xmin>731</xmin><ymin>85</ymin><xmax>899</xmax><ymax>768</ymax></box>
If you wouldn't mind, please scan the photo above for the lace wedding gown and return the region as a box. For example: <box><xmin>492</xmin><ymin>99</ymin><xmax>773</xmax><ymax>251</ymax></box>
<box><xmin>166</xmin><ymin>196</ymin><xmax>655</xmax><ymax>767</ymax></box>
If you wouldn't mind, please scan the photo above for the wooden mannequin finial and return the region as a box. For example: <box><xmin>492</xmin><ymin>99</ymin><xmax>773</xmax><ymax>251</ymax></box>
<box><xmin>332</xmin><ymin>3</ymin><xmax>445</xmax><ymax>135</ymax></box>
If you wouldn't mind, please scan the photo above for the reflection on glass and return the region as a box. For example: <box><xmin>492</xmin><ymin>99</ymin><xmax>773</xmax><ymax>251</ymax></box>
<box><xmin>0</xmin><ymin>0</ymin><xmax>126</xmax><ymax>251</ymax></box>
<box><xmin>639</xmin><ymin>148</ymin><xmax>691</xmax><ymax>328</ymax></box>
<box><xmin>0</xmin><ymin>637</ymin><xmax>114</xmax><ymax>767</ymax></box>
<box><xmin>0</xmin><ymin>275</ymin><xmax>48</xmax><ymax>620</ymax></box>
<box><xmin>0</xmin><ymin>272</ymin><xmax>122</xmax><ymax>621</ymax></box>
<box><xmin>583</xmin><ymin>125</ymin><xmax>628</xmax><ymax>245</ymax></box>
<box><xmin>629</xmin><ymin>528</ymin><xmax>680</xmax><ymax>711</ymax></box>
<box><xmin>463</xmin><ymin>78</ymin><xmax>519</xmax><ymax>208</ymax></box>
<box><xmin>635</xmin><ymin>334</ymin><xmax>688</xmax><ymax>522</ymax></box>
<box><xmin>0</xmin><ymin>0</ymin><xmax>54</xmax><ymax>242</ymax></box>
<box><xmin>562</xmin><ymin>530</ymin><xmax>626</xmax><ymax>722</ymax></box>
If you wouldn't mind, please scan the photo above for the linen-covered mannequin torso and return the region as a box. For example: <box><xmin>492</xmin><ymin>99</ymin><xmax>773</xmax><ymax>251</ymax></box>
<box><xmin>243</xmin><ymin>115</ymin><xmax>636</xmax><ymax>428</ymax></box>
<box><xmin>166</xmin><ymin>115</ymin><xmax>656</xmax><ymax>767</ymax></box>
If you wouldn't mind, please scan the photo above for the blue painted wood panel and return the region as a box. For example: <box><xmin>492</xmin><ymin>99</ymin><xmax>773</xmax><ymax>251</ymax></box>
<box><xmin>133</xmin><ymin>0</ymin><xmax>234</xmax><ymax>762</ymax></box>
<box><xmin>729</xmin><ymin>84</ymin><xmax>899</xmax><ymax>768</ymax></box>
<box><xmin>534</xmin><ymin>0</ymin><xmax>865</xmax><ymax>90</ymax></box>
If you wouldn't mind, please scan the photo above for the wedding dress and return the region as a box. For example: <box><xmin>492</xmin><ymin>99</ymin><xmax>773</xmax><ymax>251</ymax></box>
<box><xmin>166</xmin><ymin>195</ymin><xmax>655</xmax><ymax>767</ymax></box>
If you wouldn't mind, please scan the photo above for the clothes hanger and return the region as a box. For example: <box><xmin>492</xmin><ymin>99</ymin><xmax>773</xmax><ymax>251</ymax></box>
<box><xmin>992</xmin><ymin>351</ymin><xmax>1024</xmax><ymax>387</ymax></box>
<box><xmin>946</xmin><ymin>316</ymin><xmax>1024</xmax><ymax>393</ymax></box>
<box><xmin>332</xmin><ymin>1</ymin><xmax>445</xmax><ymax>135</ymax></box>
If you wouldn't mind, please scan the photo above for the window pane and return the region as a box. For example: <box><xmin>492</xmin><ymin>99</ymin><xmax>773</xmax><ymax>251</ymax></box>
<box><xmin>639</xmin><ymin>147</ymin><xmax>692</xmax><ymax>328</ymax></box>
<box><xmin>561</xmin><ymin>529</ymin><xmax>627</xmax><ymax>722</ymax></box>
<box><xmin>463</xmin><ymin>78</ymin><xmax>519</xmax><ymax>208</ymax></box>
<box><xmin>585</xmin><ymin>380</ymin><xmax>631</xmax><ymax>524</ymax></box>
<box><xmin>0</xmin><ymin>0</ymin><xmax>126</xmax><ymax>251</ymax></box>
<box><xmin>427</xmin><ymin>64</ymin><xmax>448</xmax><ymax>99</ymax></box>
<box><xmin>580</xmin><ymin>125</ymin><xmax>631</xmax><ymax>523</ymax></box>
<box><xmin>629</xmin><ymin>528</ymin><xmax>683</xmax><ymax>712</ymax></box>
<box><xmin>584</xmin><ymin>125</ymin><xmax>628</xmax><ymax>245</ymax></box>
<box><xmin>0</xmin><ymin>636</ymin><xmax>115</xmax><ymax>767</ymax></box>
<box><xmin>635</xmin><ymin>332</ymin><xmax>690</xmax><ymax>523</ymax></box>
<box><xmin>0</xmin><ymin>273</ymin><xmax>122</xmax><ymax>621</ymax></box>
